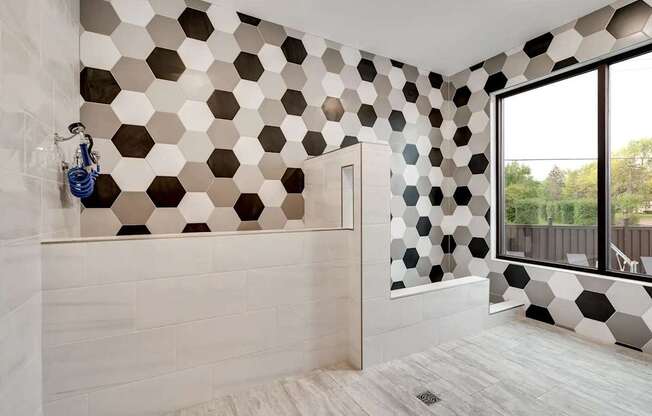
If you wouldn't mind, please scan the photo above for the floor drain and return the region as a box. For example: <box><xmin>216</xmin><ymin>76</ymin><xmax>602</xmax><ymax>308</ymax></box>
<box><xmin>416</xmin><ymin>390</ymin><xmax>441</xmax><ymax>406</ymax></box>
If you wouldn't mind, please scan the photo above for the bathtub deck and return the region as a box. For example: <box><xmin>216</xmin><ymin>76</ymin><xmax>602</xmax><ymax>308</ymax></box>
<box><xmin>171</xmin><ymin>319</ymin><xmax>652</xmax><ymax>416</ymax></box>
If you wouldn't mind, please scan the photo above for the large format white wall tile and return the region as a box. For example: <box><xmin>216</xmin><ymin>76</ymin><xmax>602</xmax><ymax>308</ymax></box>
<box><xmin>246</xmin><ymin>264</ymin><xmax>348</xmax><ymax>310</ymax></box>
<box><xmin>89</xmin><ymin>367</ymin><xmax>212</xmax><ymax>416</ymax></box>
<box><xmin>421</xmin><ymin>279</ymin><xmax>488</xmax><ymax>320</ymax></box>
<box><xmin>0</xmin><ymin>238</ymin><xmax>41</xmax><ymax>316</ymax></box>
<box><xmin>176</xmin><ymin>311</ymin><xmax>276</xmax><ymax>369</ymax></box>
<box><xmin>212</xmin><ymin>233</ymin><xmax>304</xmax><ymax>271</ymax></box>
<box><xmin>42</xmin><ymin>243</ymin><xmax>89</xmax><ymax>290</ymax></box>
<box><xmin>302</xmin><ymin>230</ymin><xmax>354</xmax><ymax>264</ymax></box>
<box><xmin>363</xmin><ymin>295</ymin><xmax>423</xmax><ymax>337</ymax></box>
<box><xmin>44</xmin><ymin>395</ymin><xmax>88</xmax><ymax>416</ymax></box>
<box><xmin>0</xmin><ymin>295</ymin><xmax>41</xmax><ymax>393</ymax></box>
<box><xmin>362</xmin><ymin>186</ymin><xmax>390</xmax><ymax>226</ymax></box>
<box><xmin>43</xmin><ymin>284</ymin><xmax>136</xmax><ymax>347</ymax></box>
<box><xmin>87</xmin><ymin>237</ymin><xmax>212</xmax><ymax>284</ymax></box>
<box><xmin>44</xmin><ymin>328</ymin><xmax>176</xmax><ymax>401</ymax></box>
<box><xmin>362</xmin><ymin>223</ymin><xmax>390</xmax><ymax>264</ymax></box>
<box><xmin>0</xmin><ymin>353</ymin><xmax>43</xmax><ymax>416</ymax></box>
<box><xmin>135</xmin><ymin>271</ymin><xmax>246</xmax><ymax>329</ymax></box>
<box><xmin>276</xmin><ymin>298</ymin><xmax>348</xmax><ymax>345</ymax></box>
<box><xmin>211</xmin><ymin>347</ymin><xmax>305</xmax><ymax>397</ymax></box>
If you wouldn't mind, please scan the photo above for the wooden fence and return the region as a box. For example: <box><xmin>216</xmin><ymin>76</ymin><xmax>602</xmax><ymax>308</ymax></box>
<box><xmin>504</xmin><ymin>224</ymin><xmax>652</xmax><ymax>269</ymax></box>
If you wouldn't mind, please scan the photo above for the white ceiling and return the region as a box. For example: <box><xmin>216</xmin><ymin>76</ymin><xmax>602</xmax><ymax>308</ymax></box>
<box><xmin>219</xmin><ymin>0</ymin><xmax>615</xmax><ymax>75</ymax></box>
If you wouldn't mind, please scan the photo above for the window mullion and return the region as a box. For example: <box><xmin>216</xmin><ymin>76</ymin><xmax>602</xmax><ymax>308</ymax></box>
<box><xmin>597</xmin><ymin>64</ymin><xmax>609</xmax><ymax>273</ymax></box>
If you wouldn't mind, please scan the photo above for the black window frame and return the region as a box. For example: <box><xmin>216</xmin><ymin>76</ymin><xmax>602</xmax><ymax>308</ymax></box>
<box><xmin>495</xmin><ymin>42</ymin><xmax>652</xmax><ymax>284</ymax></box>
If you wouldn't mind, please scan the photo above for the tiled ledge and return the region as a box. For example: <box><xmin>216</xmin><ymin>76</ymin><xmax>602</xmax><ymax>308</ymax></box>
<box><xmin>41</xmin><ymin>226</ymin><xmax>353</xmax><ymax>245</ymax></box>
<box><xmin>390</xmin><ymin>276</ymin><xmax>487</xmax><ymax>300</ymax></box>
<box><xmin>489</xmin><ymin>299</ymin><xmax>525</xmax><ymax>315</ymax></box>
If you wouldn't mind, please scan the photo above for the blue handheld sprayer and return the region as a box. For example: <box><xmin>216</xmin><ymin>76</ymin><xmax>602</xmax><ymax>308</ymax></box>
<box><xmin>54</xmin><ymin>123</ymin><xmax>100</xmax><ymax>199</ymax></box>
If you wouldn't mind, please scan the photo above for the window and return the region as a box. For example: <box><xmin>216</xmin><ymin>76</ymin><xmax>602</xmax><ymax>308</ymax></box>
<box><xmin>496</xmin><ymin>44</ymin><xmax>652</xmax><ymax>283</ymax></box>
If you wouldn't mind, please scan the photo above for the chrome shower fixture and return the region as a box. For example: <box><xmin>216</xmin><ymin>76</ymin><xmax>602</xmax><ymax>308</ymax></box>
<box><xmin>54</xmin><ymin>122</ymin><xmax>101</xmax><ymax>199</ymax></box>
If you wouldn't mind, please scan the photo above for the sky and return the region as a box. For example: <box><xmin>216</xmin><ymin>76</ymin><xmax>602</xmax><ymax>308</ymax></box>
<box><xmin>503</xmin><ymin>51</ymin><xmax>652</xmax><ymax>180</ymax></box>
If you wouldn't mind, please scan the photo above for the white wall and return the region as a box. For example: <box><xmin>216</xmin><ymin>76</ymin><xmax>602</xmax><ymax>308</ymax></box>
<box><xmin>41</xmin><ymin>229</ymin><xmax>360</xmax><ymax>416</ymax></box>
<box><xmin>363</xmin><ymin>277</ymin><xmax>490</xmax><ymax>366</ymax></box>
<box><xmin>0</xmin><ymin>1</ymin><xmax>80</xmax><ymax>415</ymax></box>
<box><xmin>357</xmin><ymin>143</ymin><xmax>493</xmax><ymax>367</ymax></box>
<box><xmin>39</xmin><ymin>144</ymin><xmax>377</xmax><ymax>416</ymax></box>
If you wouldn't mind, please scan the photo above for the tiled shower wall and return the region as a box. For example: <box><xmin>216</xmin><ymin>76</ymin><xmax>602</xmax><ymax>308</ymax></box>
<box><xmin>0</xmin><ymin>0</ymin><xmax>80</xmax><ymax>414</ymax></box>
<box><xmin>79</xmin><ymin>0</ymin><xmax>450</xmax><ymax>291</ymax></box>
<box><xmin>446</xmin><ymin>0</ymin><xmax>652</xmax><ymax>351</ymax></box>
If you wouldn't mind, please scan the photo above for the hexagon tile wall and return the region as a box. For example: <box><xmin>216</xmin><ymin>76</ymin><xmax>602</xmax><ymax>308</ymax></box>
<box><xmin>445</xmin><ymin>0</ymin><xmax>652</xmax><ymax>351</ymax></box>
<box><xmin>79</xmin><ymin>0</ymin><xmax>453</xmax><ymax>291</ymax></box>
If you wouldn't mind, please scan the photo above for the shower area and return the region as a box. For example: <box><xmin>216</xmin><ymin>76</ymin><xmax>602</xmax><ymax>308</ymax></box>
<box><xmin>1</xmin><ymin>1</ymin><xmax>497</xmax><ymax>415</ymax></box>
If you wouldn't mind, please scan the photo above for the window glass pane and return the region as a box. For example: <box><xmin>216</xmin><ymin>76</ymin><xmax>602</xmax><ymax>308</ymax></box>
<box><xmin>609</xmin><ymin>51</ymin><xmax>652</xmax><ymax>276</ymax></box>
<box><xmin>501</xmin><ymin>71</ymin><xmax>598</xmax><ymax>268</ymax></box>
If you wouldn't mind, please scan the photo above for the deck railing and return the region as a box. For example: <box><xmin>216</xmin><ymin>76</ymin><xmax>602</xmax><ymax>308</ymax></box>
<box><xmin>504</xmin><ymin>223</ymin><xmax>652</xmax><ymax>268</ymax></box>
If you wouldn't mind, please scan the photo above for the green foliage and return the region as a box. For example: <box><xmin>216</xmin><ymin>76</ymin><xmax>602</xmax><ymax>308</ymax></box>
<box><xmin>513</xmin><ymin>199</ymin><xmax>540</xmax><ymax>224</ymax></box>
<box><xmin>560</xmin><ymin>201</ymin><xmax>575</xmax><ymax>225</ymax></box>
<box><xmin>573</xmin><ymin>199</ymin><xmax>597</xmax><ymax>225</ymax></box>
<box><xmin>504</xmin><ymin>138</ymin><xmax>652</xmax><ymax>225</ymax></box>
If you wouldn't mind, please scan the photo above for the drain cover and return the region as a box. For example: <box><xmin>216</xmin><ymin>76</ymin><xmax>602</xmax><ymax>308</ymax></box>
<box><xmin>416</xmin><ymin>390</ymin><xmax>441</xmax><ymax>406</ymax></box>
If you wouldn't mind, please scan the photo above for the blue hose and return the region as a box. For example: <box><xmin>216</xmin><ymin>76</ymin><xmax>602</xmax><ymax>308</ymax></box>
<box><xmin>68</xmin><ymin>143</ymin><xmax>99</xmax><ymax>198</ymax></box>
<box><xmin>68</xmin><ymin>167</ymin><xmax>98</xmax><ymax>198</ymax></box>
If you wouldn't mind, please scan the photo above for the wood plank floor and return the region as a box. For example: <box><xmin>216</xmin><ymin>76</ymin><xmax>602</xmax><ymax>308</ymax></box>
<box><xmin>171</xmin><ymin>319</ymin><xmax>652</xmax><ymax>416</ymax></box>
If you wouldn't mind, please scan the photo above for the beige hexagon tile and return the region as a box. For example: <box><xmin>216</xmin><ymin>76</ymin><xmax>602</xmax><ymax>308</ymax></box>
<box><xmin>111</xmin><ymin>23</ymin><xmax>155</xmax><ymax>59</ymax></box>
<box><xmin>237</xmin><ymin>221</ymin><xmax>262</xmax><ymax>231</ymax></box>
<box><xmin>207</xmin><ymin>60</ymin><xmax>240</xmax><ymax>91</ymax></box>
<box><xmin>259</xmin><ymin>99</ymin><xmax>286</xmax><ymax>126</ymax></box>
<box><xmin>207</xmin><ymin>30</ymin><xmax>240</xmax><ymax>62</ymax></box>
<box><xmin>233</xmin><ymin>165</ymin><xmax>265</xmax><ymax>193</ymax></box>
<box><xmin>81</xmin><ymin>102</ymin><xmax>121</xmax><ymax>139</ymax></box>
<box><xmin>81</xmin><ymin>0</ymin><xmax>121</xmax><ymax>35</ymax></box>
<box><xmin>111</xmin><ymin>57</ymin><xmax>155</xmax><ymax>92</ymax></box>
<box><xmin>111</xmin><ymin>192</ymin><xmax>155</xmax><ymax>224</ymax></box>
<box><xmin>232</xmin><ymin>108</ymin><xmax>264</xmax><ymax>137</ymax></box>
<box><xmin>257</xmin><ymin>20</ymin><xmax>287</xmax><ymax>46</ymax></box>
<box><xmin>145</xmin><ymin>79</ymin><xmax>186</xmax><ymax>113</ymax></box>
<box><xmin>146</xmin><ymin>207</ymin><xmax>186</xmax><ymax>234</ymax></box>
<box><xmin>207</xmin><ymin>207</ymin><xmax>240</xmax><ymax>231</ymax></box>
<box><xmin>80</xmin><ymin>208</ymin><xmax>122</xmax><ymax>237</ymax></box>
<box><xmin>203</xmin><ymin>120</ymin><xmax>237</xmax><ymax>150</ymax></box>
<box><xmin>281</xmin><ymin>194</ymin><xmax>305</xmax><ymax>220</ymax></box>
<box><xmin>575</xmin><ymin>30</ymin><xmax>617</xmax><ymax>61</ymax></box>
<box><xmin>280</xmin><ymin>141</ymin><xmax>308</xmax><ymax>168</ymax></box>
<box><xmin>178</xmin><ymin>131</ymin><xmax>214</xmax><ymax>162</ymax></box>
<box><xmin>233</xmin><ymin>23</ymin><xmax>264</xmax><ymax>53</ymax></box>
<box><xmin>207</xmin><ymin>178</ymin><xmax>240</xmax><ymax>207</ymax></box>
<box><xmin>258</xmin><ymin>153</ymin><xmax>287</xmax><ymax>180</ymax></box>
<box><xmin>281</xmin><ymin>64</ymin><xmax>307</xmax><ymax>90</ymax></box>
<box><xmin>149</xmin><ymin>0</ymin><xmax>186</xmax><ymax>18</ymax></box>
<box><xmin>258</xmin><ymin>207</ymin><xmax>288</xmax><ymax>229</ymax></box>
<box><xmin>146</xmin><ymin>15</ymin><xmax>185</xmax><ymax>49</ymax></box>
<box><xmin>146</xmin><ymin>112</ymin><xmax>185</xmax><ymax>144</ymax></box>
<box><xmin>178</xmin><ymin>162</ymin><xmax>214</xmax><ymax>192</ymax></box>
